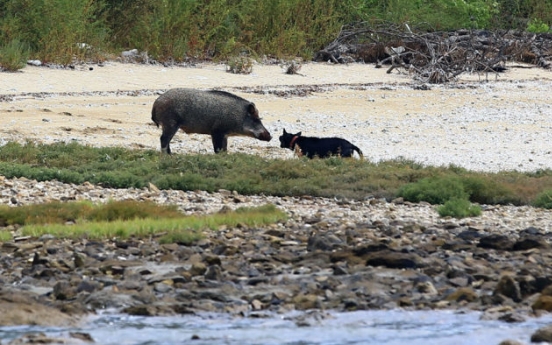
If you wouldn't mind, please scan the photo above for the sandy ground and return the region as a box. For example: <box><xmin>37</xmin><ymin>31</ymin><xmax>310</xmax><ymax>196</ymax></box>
<box><xmin>1</xmin><ymin>61</ymin><xmax>552</xmax><ymax>172</ymax></box>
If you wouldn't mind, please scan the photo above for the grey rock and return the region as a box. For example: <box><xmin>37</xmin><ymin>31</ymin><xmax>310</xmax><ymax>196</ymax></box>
<box><xmin>365</xmin><ymin>250</ymin><xmax>423</xmax><ymax>269</ymax></box>
<box><xmin>205</xmin><ymin>265</ymin><xmax>223</xmax><ymax>281</ymax></box>
<box><xmin>531</xmin><ymin>325</ymin><xmax>552</xmax><ymax>343</ymax></box>
<box><xmin>478</xmin><ymin>234</ymin><xmax>514</xmax><ymax>250</ymax></box>
<box><xmin>494</xmin><ymin>275</ymin><xmax>522</xmax><ymax>303</ymax></box>
<box><xmin>513</xmin><ymin>236</ymin><xmax>549</xmax><ymax>251</ymax></box>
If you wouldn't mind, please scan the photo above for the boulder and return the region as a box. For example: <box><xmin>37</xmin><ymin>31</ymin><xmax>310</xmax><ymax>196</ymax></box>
<box><xmin>493</xmin><ymin>275</ymin><xmax>522</xmax><ymax>302</ymax></box>
<box><xmin>0</xmin><ymin>289</ymin><xmax>80</xmax><ymax>326</ymax></box>
<box><xmin>531</xmin><ymin>325</ymin><xmax>552</xmax><ymax>343</ymax></box>
<box><xmin>532</xmin><ymin>295</ymin><xmax>552</xmax><ymax>312</ymax></box>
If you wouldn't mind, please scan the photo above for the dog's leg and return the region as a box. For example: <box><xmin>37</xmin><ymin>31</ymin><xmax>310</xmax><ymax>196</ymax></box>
<box><xmin>294</xmin><ymin>144</ymin><xmax>303</xmax><ymax>157</ymax></box>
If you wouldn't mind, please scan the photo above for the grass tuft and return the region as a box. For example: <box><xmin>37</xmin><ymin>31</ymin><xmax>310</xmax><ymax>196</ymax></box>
<box><xmin>0</xmin><ymin>200</ymin><xmax>181</xmax><ymax>226</ymax></box>
<box><xmin>2</xmin><ymin>200</ymin><xmax>286</xmax><ymax>244</ymax></box>
<box><xmin>0</xmin><ymin>39</ymin><xmax>30</xmax><ymax>71</ymax></box>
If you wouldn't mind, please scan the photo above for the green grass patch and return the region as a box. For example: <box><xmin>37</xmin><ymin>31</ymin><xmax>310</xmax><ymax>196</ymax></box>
<box><xmin>20</xmin><ymin>217</ymin><xmax>204</xmax><ymax>243</ymax></box>
<box><xmin>0</xmin><ymin>231</ymin><xmax>12</xmax><ymax>242</ymax></box>
<box><xmin>3</xmin><ymin>201</ymin><xmax>286</xmax><ymax>244</ymax></box>
<box><xmin>0</xmin><ymin>200</ymin><xmax>183</xmax><ymax>226</ymax></box>
<box><xmin>1</xmin><ymin>141</ymin><xmax>552</xmax><ymax>210</ymax></box>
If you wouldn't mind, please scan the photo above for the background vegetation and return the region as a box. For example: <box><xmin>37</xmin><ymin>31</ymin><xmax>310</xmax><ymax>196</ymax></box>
<box><xmin>1</xmin><ymin>0</ymin><xmax>551</xmax><ymax>67</ymax></box>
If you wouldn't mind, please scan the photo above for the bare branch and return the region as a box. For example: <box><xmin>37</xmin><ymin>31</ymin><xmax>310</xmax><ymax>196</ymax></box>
<box><xmin>314</xmin><ymin>23</ymin><xmax>552</xmax><ymax>84</ymax></box>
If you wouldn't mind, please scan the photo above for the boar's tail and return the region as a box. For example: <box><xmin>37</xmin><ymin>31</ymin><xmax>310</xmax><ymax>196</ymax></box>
<box><xmin>151</xmin><ymin>107</ymin><xmax>159</xmax><ymax>127</ymax></box>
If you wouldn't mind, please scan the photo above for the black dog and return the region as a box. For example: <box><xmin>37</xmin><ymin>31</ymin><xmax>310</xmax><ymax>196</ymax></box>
<box><xmin>279</xmin><ymin>129</ymin><xmax>363</xmax><ymax>159</ymax></box>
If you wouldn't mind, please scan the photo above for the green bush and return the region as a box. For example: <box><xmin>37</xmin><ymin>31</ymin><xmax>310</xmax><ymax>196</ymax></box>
<box><xmin>0</xmin><ymin>39</ymin><xmax>29</xmax><ymax>71</ymax></box>
<box><xmin>6</xmin><ymin>201</ymin><xmax>286</xmax><ymax>243</ymax></box>
<box><xmin>397</xmin><ymin>176</ymin><xmax>468</xmax><ymax>204</ymax></box>
<box><xmin>533</xmin><ymin>189</ymin><xmax>552</xmax><ymax>209</ymax></box>
<box><xmin>360</xmin><ymin>0</ymin><xmax>495</xmax><ymax>30</ymax></box>
<box><xmin>398</xmin><ymin>174</ymin><xmax>520</xmax><ymax>206</ymax></box>
<box><xmin>461</xmin><ymin>176</ymin><xmax>517</xmax><ymax>205</ymax></box>
<box><xmin>527</xmin><ymin>18</ymin><xmax>550</xmax><ymax>33</ymax></box>
<box><xmin>0</xmin><ymin>0</ymin><xmax>107</xmax><ymax>64</ymax></box>
<box><xmin>437</xmin><ymin>198</ymin><xmax>482</xmax><ymax>218</ymax></box>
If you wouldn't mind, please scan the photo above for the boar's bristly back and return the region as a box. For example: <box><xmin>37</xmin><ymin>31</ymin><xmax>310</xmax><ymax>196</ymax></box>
<box><xmin>151</xmin><ymin>88</ymin><xmax>271</xmax><ymax>154</ymax></box>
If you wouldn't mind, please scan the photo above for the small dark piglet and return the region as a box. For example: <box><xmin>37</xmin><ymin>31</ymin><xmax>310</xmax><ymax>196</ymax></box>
<box><xmin>279</xmin><ymin>129</ymin><xmax>363</xmax><ymax>159</ymax></box>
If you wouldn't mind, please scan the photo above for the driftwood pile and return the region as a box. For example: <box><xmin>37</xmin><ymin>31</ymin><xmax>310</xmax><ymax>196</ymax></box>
<box><xmin>314</xmin><ymin>22</ymin><xmax>552</xmax><ymax>83</ymax></box>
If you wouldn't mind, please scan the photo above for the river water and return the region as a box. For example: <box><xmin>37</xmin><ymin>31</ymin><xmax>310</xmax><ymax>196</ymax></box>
<box><xmin>1</xmin><ymin>309</ymin><xmax>550</xmax><ymax>345</ymax></box>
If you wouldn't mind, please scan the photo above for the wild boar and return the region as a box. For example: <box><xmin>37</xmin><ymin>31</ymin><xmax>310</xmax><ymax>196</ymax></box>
<box><xmin>151</xmin><ymin>88</ymin><xmax>272</xmax><ymax>153</ymax></box>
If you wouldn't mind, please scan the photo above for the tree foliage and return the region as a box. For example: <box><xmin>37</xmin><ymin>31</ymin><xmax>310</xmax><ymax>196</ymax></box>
<box><xmin>0</xmin><ymin>0</ymin><xmax>550</xmax><ymax>65</ymax></box>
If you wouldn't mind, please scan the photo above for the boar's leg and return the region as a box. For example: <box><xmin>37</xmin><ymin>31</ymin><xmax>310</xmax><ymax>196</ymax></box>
<box><xmin>211</xmin><ymin>131</ymin><xmax>228</xmax><ymax>153</ymax></box>
<box><xmin>160</xmin><ymin>125</ymin><xmax>179</xmax><ymax>154</ymax></box>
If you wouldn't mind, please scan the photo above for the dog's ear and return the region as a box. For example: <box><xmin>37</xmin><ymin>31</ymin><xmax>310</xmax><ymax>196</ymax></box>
<box><xmin>283</xmin><ymin>128</ymin><xmax>287</xmax><ymax>134</ymax></box>
<box><xmin>297</xmin><ymin>132</ymin><xmax>302</xmax><ymax>136</ymax></box>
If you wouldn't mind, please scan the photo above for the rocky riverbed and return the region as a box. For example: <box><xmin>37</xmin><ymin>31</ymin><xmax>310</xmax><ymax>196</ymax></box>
<box><xmin>2</xmin><ymin>175</ymin><xmax>552</xmax><ymax>340</ymax></box>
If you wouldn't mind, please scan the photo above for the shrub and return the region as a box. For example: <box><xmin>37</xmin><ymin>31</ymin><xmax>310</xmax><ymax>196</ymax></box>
<box><xmin>461</xmin><ymin>176</ymin><xmax>517</xmax><ymax>205</ymax></box>
<box><xmin>158</xmin><ymin>231</ymin><xmax>200</xmax><ymax>245</ymax></box>
<box><xmin>527</xmin><ymin>18</ymin><xmax>550</xmax><ymax>33</ymax></box>
<box><xmin>226</xmin><ymin>55</ymin><xmax>253</xmax><ymax>74</ymax></box>
<box><xmin>0</xmin><ymin>39</ymin><xmax>29</xmax><ymax>71</ymax></box>
<box><xmin>437</xmin><ymin>198</ymin><xmax>482</xmax><ymax>218</ymax></box>
<box><xmin>398</xmin><ymin>176</ymin><xmax>468</xmax><ymax>204</ymax></box>
<box><xmin>533</xmin><ymin>189</ymin><xmax>552</xmax><ymax>209</ymax></box>
<box><xmin>0</xmin><ymin>0</ymin><xmax>107</xmax><ymax>64</ymax></box>
<box><xmin>8</xmin><ymin>201</ymin><xmax>286</xmax><ymax>243</ymax></box>
<box><xmin>0</xmin><ymin>231</ymin><xmax>12</xmax><ymax>242</ymax></box>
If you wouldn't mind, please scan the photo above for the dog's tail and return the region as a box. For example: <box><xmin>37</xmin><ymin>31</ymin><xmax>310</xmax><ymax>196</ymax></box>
<box><xmin>352</xmin><ymin>145</ymin><xmax>364</xmax><ymax>159</ymax></box>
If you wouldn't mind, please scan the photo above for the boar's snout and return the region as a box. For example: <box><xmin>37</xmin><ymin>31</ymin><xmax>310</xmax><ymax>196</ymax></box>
<box><xmin>258</xmin><ymin>130</ymin><xmax>272</xmax><ymax>142</ymax></box>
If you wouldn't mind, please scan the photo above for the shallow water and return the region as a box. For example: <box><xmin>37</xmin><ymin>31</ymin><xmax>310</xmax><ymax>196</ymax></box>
<box><xmin>1</xmin><ymin>310</ymin><xmax>550</xmax><ymax>345</ymax></box>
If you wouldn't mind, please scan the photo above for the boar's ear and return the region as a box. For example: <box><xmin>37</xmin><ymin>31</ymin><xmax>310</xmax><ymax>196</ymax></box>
<box><xmin>247</xmin><ymin>103</ymin><xmax>259</xmax><ymax>118</ymax></box>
